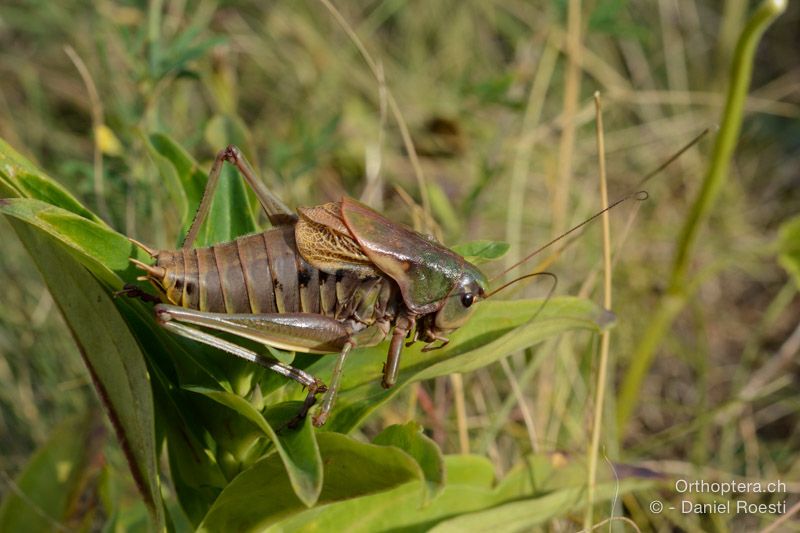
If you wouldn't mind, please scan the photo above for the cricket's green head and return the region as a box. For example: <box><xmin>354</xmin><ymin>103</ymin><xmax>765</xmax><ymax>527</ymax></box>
<box><xmin>432</xmin><ymin>262</ymin><xmax>488</xmax><ymax>333</ymax></box>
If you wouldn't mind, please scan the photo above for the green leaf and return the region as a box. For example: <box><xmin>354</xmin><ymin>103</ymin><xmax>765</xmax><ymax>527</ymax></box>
<box><xmin>0</xmin><ymin>413</ymin><xmax>106</xmax><ymax>531</ymax></box>
<box><xmin>148</xmin><ymin>133</ymin><xmax>207</xmax><ymax>211</ymax></box>
<box><xmin>777</xmin><ymin>214</ymin><xmax>800</xmax><ymax>289</ymax></box>
<box><xmin>266</xmin><ymin>481</ymin><xmax>501</xmax><ymax>533</ymax></box>
<box><xmin>268</xmin><ymin>454</ymin><xmax>503</xmax><ymax>532</ymax></box>
<box><xmin>416</xmin><ymin>298</ymin><xmax>614</xmax><ymax>379</ymax></box>
<box><xmin>186</xmin><ymin>387</ymin><xmax>323</xmax><ymax>507</ymax></box>
<box><xmin>373</xmin><ymin>422</ymin><xmax>445</xmax><ymax>503</ymax></box>
<box><xmin>429</xmin><ymin>479</ymin><xmax>654</xmax><ymax>532</ymax></box>
<box><xmin>0</xmin><ymin>138</ymin><xmax>101</xmax><ymax>222</ymax></box>
<box><xmin>198</xmin><ymin>163</ymin><xmax>257</xmax><ymax>246</ymax></box>
<box><xmin>444</xmin><ymin>455</ymin><xmax>495</xmax><ymax>488</ymax></box>
<box><xmin>587</xmin><ymin>0</ymin><xmax>648</xmax><ymax>39</ymax></box>
<box><xmin>159</xmin><ymin>397</ymin><xmax>228</xmax><ymax>526</ymax></box>
<box><xmin>321</xmin><ymin>297</ymin><xmax>614</xmax><ymax>432</ymax></box>
<box><xmin>266</xmin><ymin>345</ymin><xmax>296</xmax><ymax>365</ymax></box>
<box><xmin>198</xmin><ymin>432</ymin><xmax>423</xmax><ymax>531</ymax></box>
<box><xmin>0</xmin><ymin>198</ymin><xmax>136</xmax><ymax>286</ymax></box>
<box><xmin>8</xmin><ymin>223</ymin><xmax>163</xmax><ymax>529</ymax></box>
<box><xmin>452</xmin><ymin>240</ymin><xmax>511</xmax><ymax>264</ymax></box>
<box><xmin>198</xmin><ymin>114</ymin><xmax>259</xmax><ymax>246</ymax></box>
<box><xmin>121</xmin><ymin>325</ymin><xmax>231</xmax><ymax>526</ymax></box>
<box><xmin>145</xmin><ymin>134</ymin><xmax>191</xmax><ymax>229</ymax></box>
<box><xmin>147</xmin><ymin>129</ymin><xmax>259</xmax><ymax>247</ymax></box>
<box><xmin>267</xmin><ymin>452</ymin><xmax>658</xmax><ymax>532</ymax></box>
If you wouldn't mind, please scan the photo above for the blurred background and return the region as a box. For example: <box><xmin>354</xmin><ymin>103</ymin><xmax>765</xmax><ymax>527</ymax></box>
<box><xmin>0</xmin><ymin>0</ymin><xmax>798</xmax><ymax>530</ymax></box>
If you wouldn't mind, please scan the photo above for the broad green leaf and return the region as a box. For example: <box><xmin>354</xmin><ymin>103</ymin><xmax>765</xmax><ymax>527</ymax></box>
<box><xmin>318</xmin><ymin>297</ymin><xmax>613</xmax><ymax>432</ymax></box>
<box><xmin>0</xmin><ymin>198</ymin><xmax>136</xmax><ymax>286</ymax></box>
<box><xmin>266</xmin><ymin>482</ymin><xmax>501</xmax><ymax>533</ymax></box>
<box><xmin>198</xmin><ymin>432</ymin><xmax>423</xmax><ymax>531</ymax></box>
<box><xmin>186</xmin><ymin>387</ymin><xmax>323</xmax><ymax>507</ymax></box>
<box><xmin>117</xmin><ymin>300</ymin><xmax>235</xmax><ymax>526</ymax></box>
<box><xmin>444</xmin><ymin>455</ymin><xmax>495</xmax><ymax>488</ymax></box>
<box><xmin>269</xmin><ymin>455</ymin><xmax>505</xmax><ymax>533</ymax></box>
<box><xmin>429</xmin><ymin>479</ymin><xmax>654</xmax><ymax>532</ymax></box>
<box><xmin>373</xmin><ymin>422</ymin><xmax>445</xmax><ymax>503</ymax></box>
<box><xmin>145</xmin><ymin>134</ymin><xmax>191</xmax><ymax>229</ymax></box>
<box><xmin>120</xmin><ymin>320</ymin><xmax>233</xmax><ymax>526</ymax></box>
<box><xmin>147</xmin><ymin>131</ymin><xmax>260</xmax><ymax>247</ymax></box>
<box><xmin>413</xmin><ymin>299</ymin><xmax>612</xmax><ymax>380</ymax></box>
<box><xmin>8</xmin><ymin>223</ymin><xmax>163</xmax><ymax>529</ymax></box>
<box><xmin>0</xmin><ymin>139</ymin><xmax>101</xmax><ymax>222</ymax></box>
<box><xmin>452</xmin><ymin>240</ymin><xmax>510</xmax><ymax>264</ymax></box>
<box><xmin>191</xmin><ymin>115</ymin><xmax>258</xmax><ymax>246</ymax></box>
<box><xmin>465</xmin><ymin>73</ymin><xmax>515</xmax><ymax>106</ymax></box>
<box><xmin>198</xmin><ymin>163</ymin><xmax>258</xmax><ymax>247</ymax></box>
<box><xmin>0</xmin><ymin>413</ymin><xmax>106</xmax><ymax>531</ymax></box>
<box><xmin>777</xmin><ymin>214</ymin><xmax>800</xmax><ymax>289</ymax></box>
<box><xmin>0</xmin><ymin>139</ymin><xmax>238</xmax><ymax>526</ymax></box>
<box><xmin>266</xmin><ymin>345</ymin><xmax>296</xmax><ymax>365</ymax></box>
<box><xmin>268</xmin><ymin>453</ymin><xmax>658</xmax><ymax>532</ymax></box>
<box><xmin>116</xmin><ymin>297</ymin><xmax>294</xmax><ymax>524</ymax></box>
<box><xmin>159</xmin><ymin>394</ymin><xmax>228</xmax><ymax>526</ymax></box>
<box><xmin>148</xmin><ymin>132</ymin><xmax>207</xmax><ymax>209</ymax></box>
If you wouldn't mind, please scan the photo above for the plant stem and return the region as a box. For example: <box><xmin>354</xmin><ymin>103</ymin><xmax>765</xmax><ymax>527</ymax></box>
<box><xmin>584</xmin><ymin>92</ymin><xmax>612</xmax><ymax>531</ymax></box>
<box><xmin>617</xmin><ymin>0</ymin><xmax>786</xmax><ymax>433</ymax></box>
<box><xmin>669</xmin><ymin>0</ymin><xmax>785</xmax><ymax>290</ymax></box>
<box><xmin>450</xmin><ymin>373</ymin><xmax>470</xmax><ymax>454</ymax></box>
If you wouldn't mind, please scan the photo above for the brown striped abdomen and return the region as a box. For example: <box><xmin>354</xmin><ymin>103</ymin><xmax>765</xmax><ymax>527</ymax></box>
<box><xmin>149</xmin><ymin>226</ymin><xmax>397</xmax><ymax>326</ymax></box>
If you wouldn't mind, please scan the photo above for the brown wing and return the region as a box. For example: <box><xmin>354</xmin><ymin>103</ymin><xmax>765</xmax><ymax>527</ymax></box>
<box><xmin>340</xmin><ymin>197</ymin><xmax>470</xmax><ymax>313</ymax></box>
<box><xmin>295</xmin><ymin>202</ymin><xmax>377</xmax><ymax>276</ymax></box>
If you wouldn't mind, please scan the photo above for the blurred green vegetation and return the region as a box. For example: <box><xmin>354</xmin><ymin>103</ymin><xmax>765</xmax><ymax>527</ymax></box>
<box><xmin>0</xmin><ymin>0</ymin><xmax>798</xmax><ymax>530</ymax></box>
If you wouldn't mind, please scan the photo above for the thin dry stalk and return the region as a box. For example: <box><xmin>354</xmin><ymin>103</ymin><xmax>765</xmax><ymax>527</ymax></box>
<box><xmin>584</xmin><ymin>92</ymin><xmax>613</xmax><ymax>530</ymax></box>
<box><xmin>449</xmin><ymin>373</ymin><xmax>470</xmax><ymax>454</ymax></box>
<box><xmin>499</xmin><ymin>358</ymin><xmax>538</xmax><ymax>453</ymax></box>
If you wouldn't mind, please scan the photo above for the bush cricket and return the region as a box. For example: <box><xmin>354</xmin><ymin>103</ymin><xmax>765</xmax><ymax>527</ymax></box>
<box><xmin>122</xmin><ymin>137</ymin><xmax>698</xmax><ymax>426</ymax></box>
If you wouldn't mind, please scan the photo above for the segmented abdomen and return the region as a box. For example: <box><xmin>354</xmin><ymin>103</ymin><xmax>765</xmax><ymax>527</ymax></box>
<box><xmin>150</xmin><ymin>225</ymin><xmax>396</xmax><ymax>325</ymax></box>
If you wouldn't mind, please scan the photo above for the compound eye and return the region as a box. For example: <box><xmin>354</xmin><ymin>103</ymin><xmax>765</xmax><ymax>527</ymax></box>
<box><xmin>461</xmin><ymin>293</ymin><xmax>474</xmax><ymax>308</ymax></box>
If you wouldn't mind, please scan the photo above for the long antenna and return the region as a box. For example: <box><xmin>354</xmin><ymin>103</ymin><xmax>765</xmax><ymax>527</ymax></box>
<box><xmin>636</xmin><ymin>127</ymin><xmax>711</xmax><ymax>188</ymax></box>
<box><xmin>485</xmin><ymin>271</ymin><xmax>558</xmax><ymax>300</ymax></box>
<box><xmin>493</xmin><ymin>190</ymin><xmax>647</xmax><ymax>282</ymax></box>
<box><xmin>492</xmin><ymin>128</ymin><xmax>710</xmax><ymax>282</ymax></box>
